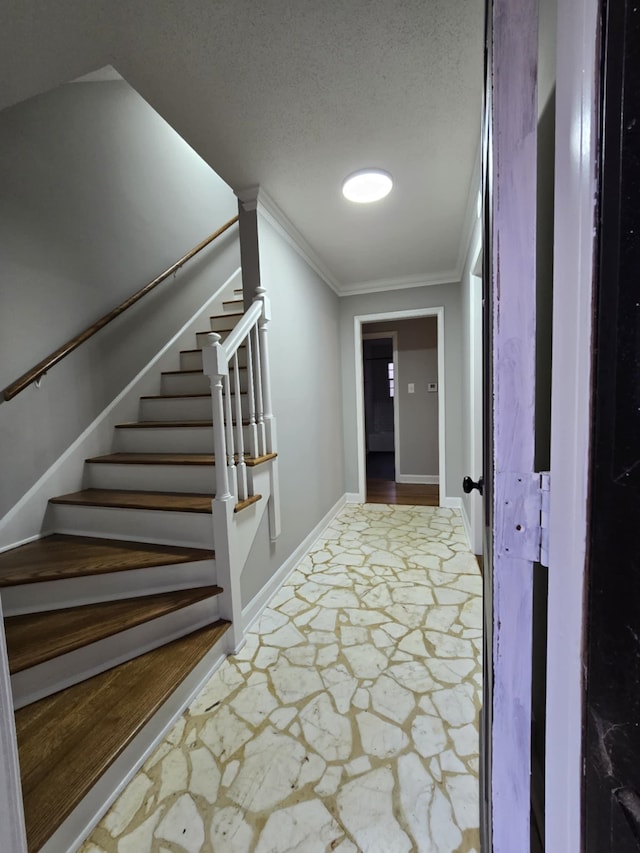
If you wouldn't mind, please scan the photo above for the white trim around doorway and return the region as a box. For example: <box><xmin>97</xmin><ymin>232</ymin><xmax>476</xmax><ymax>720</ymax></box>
<box><xmin>354</xmin><ymin>307</ymin><xmax>446</xmax><ymax>504</ymax></box>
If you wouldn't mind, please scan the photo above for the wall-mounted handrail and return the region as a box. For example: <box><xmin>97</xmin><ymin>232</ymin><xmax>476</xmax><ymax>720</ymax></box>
<box><xmin>2</xmin><ymin>215</ymin><xmax>239</xmax><ymax>402</ymax></box>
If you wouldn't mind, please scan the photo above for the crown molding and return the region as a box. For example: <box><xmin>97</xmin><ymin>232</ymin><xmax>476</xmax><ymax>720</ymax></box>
<box><xmin>339</xmin><ymin>270</ymin><xmax>460</xmax><ymax>297</ymax></box>
<box><xmin>236</xmin><ymin>185</ymin><xmax>470</xmax><ymax>298</ymax></box>
<box><xmin>248</xmin><ymin>187</ymin><xmax>342</xmax><ymax>295</ymax></box>
<box><xmin>455</xmin><ymin>135</ymin><xmax>483</xmax><ymax>280</ymax></box>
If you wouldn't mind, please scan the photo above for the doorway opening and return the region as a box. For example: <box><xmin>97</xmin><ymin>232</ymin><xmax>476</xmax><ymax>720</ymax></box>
<box><xmin>356</xmin><ymin>312</ymin><xmax>443</xmax><ymax>506</ymax></box>
<box><xmin>362</xmin><ymin>332</ymin><xmax>398</xmax><ymax>487</ymax></box>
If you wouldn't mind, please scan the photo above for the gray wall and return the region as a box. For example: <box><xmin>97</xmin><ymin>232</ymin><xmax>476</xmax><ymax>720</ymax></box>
<box><xmin>0</xmin><ymin>79</ymin><xmax>239</xmax><ymax>525</ymax></box>
<box><xmin>364</xmin><ymin>318</ymin><xmax>439</xmax><ymax>478</ymax></box>
<box><xmin>240</xmin><ymin>215</ymin><xmax>345</xmax><ymax>605</ymax></box>
<box><xmin>339</xmin><ymin>283</ymin><xmax>463</xmax><ymax>499</ymax></box>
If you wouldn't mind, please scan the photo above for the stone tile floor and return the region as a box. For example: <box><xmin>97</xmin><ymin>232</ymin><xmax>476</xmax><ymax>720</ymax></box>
<box><xmin>81</xmin><ymin>503</ymin><xmax>482</xmax><ymax>853</ymax></box>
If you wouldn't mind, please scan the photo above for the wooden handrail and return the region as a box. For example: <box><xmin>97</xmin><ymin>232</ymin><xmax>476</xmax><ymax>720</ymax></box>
<box><xmin>2</xmin><ymin>215</ymin><xmax>239</xmax><ymax>402</ymax></box>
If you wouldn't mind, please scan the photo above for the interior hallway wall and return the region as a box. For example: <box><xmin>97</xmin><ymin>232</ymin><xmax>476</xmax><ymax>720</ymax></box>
<box><xmin>240</xmin><ymin>214</ymin><xmax>345</xmax><ymax>606</ymax></box>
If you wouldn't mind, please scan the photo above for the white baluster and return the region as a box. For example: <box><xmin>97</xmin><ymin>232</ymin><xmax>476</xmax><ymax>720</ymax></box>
<box><xmin>252</xmin><ymin>324</ymin><xmax>266</xmax><ymax>456</ymax></box>
<box><xmin>232</xmin><ymin>352</ymin><xmax>248</xmax><ymax>501</ymax></box>
<box><xmin>201</xmin><ymin>333</ymin><xmax>230</xmax><ymax>500</ymax></box>
<box><xmin>245</xmin><ymin>333</ymin><xmax>259</xmax><ymax>459</ymax></box>
<box><xmin>223</xmin><ymin>374</ymin><xmax>238</xmax><ymax>503</ymax></box>
<box><xmin>254</xmin><ymin>286</ymin><xmax>277</xmax><ymax>455</ymax></box>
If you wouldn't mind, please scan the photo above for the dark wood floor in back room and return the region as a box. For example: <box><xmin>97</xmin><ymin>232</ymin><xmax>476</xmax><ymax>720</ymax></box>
<box><xmin>366</xmin><ymin>480</ymin><xmax>439</xmax><ymax>506</ymax></box>
<box><xmin>365</xmin><ymin>452</ymin><xmax>439</xmax><ymax>506</ymax></box>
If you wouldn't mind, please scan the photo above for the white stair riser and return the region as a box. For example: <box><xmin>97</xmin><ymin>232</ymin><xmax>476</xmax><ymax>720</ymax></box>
<box><xmin>223</xmin><ymin>300</ymin><xmax>244</xmax><ymax>313</ymax></box>
<box><xmin>2</xmin><ymin>559</ymin><xmax>217</xmax><ymax>616</ymax></box>
<box><xmin>180</xmin><ymin>347</ymin><xmax>247</xmax><ymax>371</ymax></box>
<box><xmin>86</xmin><ymin>462</ymin><xmax>216</xmax><ymax>493</ymax></box>
<box><xmin>161</xmin><ymin>372</ymin><xmax>211</xmax><ymax>395</ymax></box>
<box><xmin>115</xmin><ymin>426</ymin><xmax>215</xmax><ymax>453</ymax></box>
<box><xmin>49</xmin><ymin>503</ymin><xmax>215</xmax><ymax>549</ymax></box>
<box><xmin>140</xmin><ymin>395</ymin><xmax>214</xmax><ymax>422</ymax></box>
<box><xmin>210</xmin><ymin>315</ymin><xmax>242</xmax><ymax>332</ymax></box>
<box><xmin>144</xmin><ymin>394</ymin><xmax>251</xmax><ymax>422</ymax></box>
<box><xmin>11</xmin><ymin>597</ymin><xmax>220</xmax><ymax>709</ymax></box>
<box><xmin>115</xmin><ymin>424</ymin><xmax>254</xmax><ymax>454</ymax></box>
<box><xmin>180</xmin><ymin>351</ymin><xmax>204</xmax><ymax>371</ymax></box>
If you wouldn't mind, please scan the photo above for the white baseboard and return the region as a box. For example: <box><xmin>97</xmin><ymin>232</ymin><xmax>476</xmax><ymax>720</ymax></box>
<box><xmin>0</xmin><ymin>269</ymin><xmax>241</xmax><ymax>551</ymax></box>
<box><xmin>458</xmin><ymin>500</ymin><xmax>472</xmax><ymax>551</ymax></box>
<box><xmin>440</xmin><ymin>496</ymin><xmax>462</xmax><ymax>509</ymax></box>
<box><xmin>242</xmin><ymin>493</ymin><xmax>347</xmax><ymax>631</ymax></box>
<box><xmin>440</xmin><ymin>495</ymin><xmax>472</xmax><ymax>551</ymax></box>
<box><xmin>345</xmin><ymin>493</ymin><xmax>362</xmax><ymax>504</ymax></box>
<box><xmin>396</xmin><ymin>474</ymin><xmax>439</xmax><ymax>485</ymax></box>
<box><xmin>0</xmin><ymin>533</ymin><xmax>42</xmax><ymax>555</ymax></box>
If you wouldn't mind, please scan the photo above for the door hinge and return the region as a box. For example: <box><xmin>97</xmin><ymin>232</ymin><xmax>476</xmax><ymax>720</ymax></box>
<box><xmin>496</xmin><ymin>471</ymin><xmax>550</xmax><ymax>566</ymax></box>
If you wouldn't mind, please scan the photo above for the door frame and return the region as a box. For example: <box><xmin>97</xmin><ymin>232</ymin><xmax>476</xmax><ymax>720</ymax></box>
<box><xmin>353</xmin><ymin>307</ymin><xmax>446</xmax><ymax>504</ymax></box>
<box><xmin>545</xmin><ymin>0</ymin><xmax>600</xmax><ymax>848</ymax></box>
<box><xmin>361</xmin><ymin>331</ymin><xmax>400</xmax><ymax>483</ymax></box>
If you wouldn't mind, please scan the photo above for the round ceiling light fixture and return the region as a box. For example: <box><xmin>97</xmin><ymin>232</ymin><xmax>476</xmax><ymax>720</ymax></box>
<box><xmin>342</xmin><ymin>168</ymin><xmax>393</xmax><ymax>204</ymax></box>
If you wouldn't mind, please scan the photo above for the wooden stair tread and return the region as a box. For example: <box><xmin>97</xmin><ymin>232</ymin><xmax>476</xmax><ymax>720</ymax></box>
<box><xmin>235</xmin><ymin>493</ymin><xmax>262</xmax><ymax>513</ymax></box>
<box><xmin>15</xmin><ymin>621</ymin><xmax>230</xmax><ymax>853</ymax></box>
<box><xmin>115</xmin><ymin>419</ymin><xmax>250</xmax><ymax>428</ymax></box>
<box><xmin>49</xmin><ymin>488</ymin><xmax>214</xmax><ymax>513</ymax></box>
<box><xmin>87</xmin><ymin>452</ymin><xmax>216</xmax><ymax>465</ymax></box>
<box><xmin>141</xmin><ymin>392</ymin><xmax>211</xmax><ymax>399</ymax></box>
<box><xmin>86</xmin><ymin>452</ymin><xmax>275</xmax><ymax>467</ymax></box>
<box><xmin>179</xmin><ymin>345</ymin><xmax>246</xmax><ymax>354</ymax></box>
<box><xmin>0</xmin><ymin>534</ymin><xmax>214</xmax><ymax>588</ymax></box>
<box><xmin>141</xmin><ymin>389</ymin><xmax>246</xmax><ymax>400</ymax></box>
<box><xmin>5</xmin><ymin>586</ymin><xmax>221</xmax><ymax>673</ymax></box>
<box><xmin>116</xmin><ymin>419</ymin><xmax>214</xmax><ymax>428</ymax></box>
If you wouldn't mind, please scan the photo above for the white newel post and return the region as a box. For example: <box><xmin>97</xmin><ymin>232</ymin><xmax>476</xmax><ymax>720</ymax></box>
<box><xmin>202</xmin><ymin>333</ymin><xmax>229</xmax><ymax>500</ymax></box>
<box><xmin>254</xmin><ymin>287</ymin><xmax>281</xmax><ymax>540</ymax></box>
<box><xmin>202</xmin><ymin>333</ymin><xmax>245</xmax><ymax>652</ymax></box>
<box><xmin>232</xmin><ymin>352</ymin><xmax>248</xmax><ymax>501</ymax></box>
<box><xmin>254</xmin><ymin>287</ymin><xmax>277</xmax><ymax>454</ymax></box>
<box><xmin>222</xmin><ymin>375</ymin><xmax>238</xmax><ymax>503</ymax></box>
<box><xmin>245</xmin><ymin>333</ymin><xmax>259</xmax><ymax>459</ymax></box>
<box><xmin>252</xmin><ymin>325</ymin><xmax>266</xmax><ymax>457</ymax></box>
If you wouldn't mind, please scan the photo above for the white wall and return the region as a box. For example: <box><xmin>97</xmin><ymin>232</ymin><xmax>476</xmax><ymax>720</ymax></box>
<box><xmin>460</xmin><ymin>217</ymin><xmax>483</xmax><ymax>553</ymax></box>
<box><xmin>364</xmin><ymin>318</ymin><xmax>439</xmax><ymax>480</ymax></box>
<box><xmin>0</xmin><ymin>79</ymin><xmax>239</xmax><ymax>534</ymax></box>
<box><xmin>240</xmin><ymin>214</ymin><xmax>345</xmax><ymax>606</ymax></box>
<box><xmin>339</xmin><ymin>283</ymin><xmax>463</xmax><ymax>500</ymax></box>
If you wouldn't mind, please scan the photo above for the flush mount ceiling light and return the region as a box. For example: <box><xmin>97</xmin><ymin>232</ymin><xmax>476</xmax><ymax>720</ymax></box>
<box><xmin>342</xmin><ymin>169</ymin><xmax>393</xmax><ymax>203</ymax></box>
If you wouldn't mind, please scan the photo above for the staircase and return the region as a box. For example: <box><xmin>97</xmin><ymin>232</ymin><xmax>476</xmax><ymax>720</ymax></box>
<box><xmin>0</xmin><ymin>283</ymin><xmax>278</xmax><ymax>851</ymax></box>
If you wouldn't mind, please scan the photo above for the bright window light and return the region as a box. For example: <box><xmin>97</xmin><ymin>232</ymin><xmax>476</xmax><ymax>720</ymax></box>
<box><xmin>342</xmin><ymin>169</ymin><xmax>393</xmax><ymax>204</ymax></box>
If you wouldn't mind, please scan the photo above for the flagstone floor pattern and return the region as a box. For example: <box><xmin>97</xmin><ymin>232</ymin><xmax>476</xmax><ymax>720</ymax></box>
<box><xmin>81</xmin><ymin>503</ymin><xmax>482</xmax><ymax>853</ymax></box>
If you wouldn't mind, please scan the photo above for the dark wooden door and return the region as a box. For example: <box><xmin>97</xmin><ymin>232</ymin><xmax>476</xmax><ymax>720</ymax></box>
<box><xmin>584</xmin><ymin>1</ymin><xmax>640</xmax><ymax>848</ymax></box>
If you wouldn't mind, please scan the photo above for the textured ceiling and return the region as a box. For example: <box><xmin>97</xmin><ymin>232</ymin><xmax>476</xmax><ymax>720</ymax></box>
<box><xmin>1</xmin><ymin>0</ymin><xmax>485</xmax><ymax>289</ymax></box>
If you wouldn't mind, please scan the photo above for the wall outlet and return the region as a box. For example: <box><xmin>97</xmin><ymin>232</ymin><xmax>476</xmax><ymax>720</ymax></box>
<box><xmin>427</xmin><ymin>382</ymin><xmax>438</xmax><ymax>392</ymax></box>
<box><xmin>408</xmin><ymin>383</ymin><xmax>415</xmax><ymax>394</ymax></box>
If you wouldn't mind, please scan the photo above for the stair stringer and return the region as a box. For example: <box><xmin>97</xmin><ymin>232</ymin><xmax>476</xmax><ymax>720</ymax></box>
<box><xmin>213</xmin><ymin>461</ymin><xmax>274</xmax><ymax>653</ymax></box>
